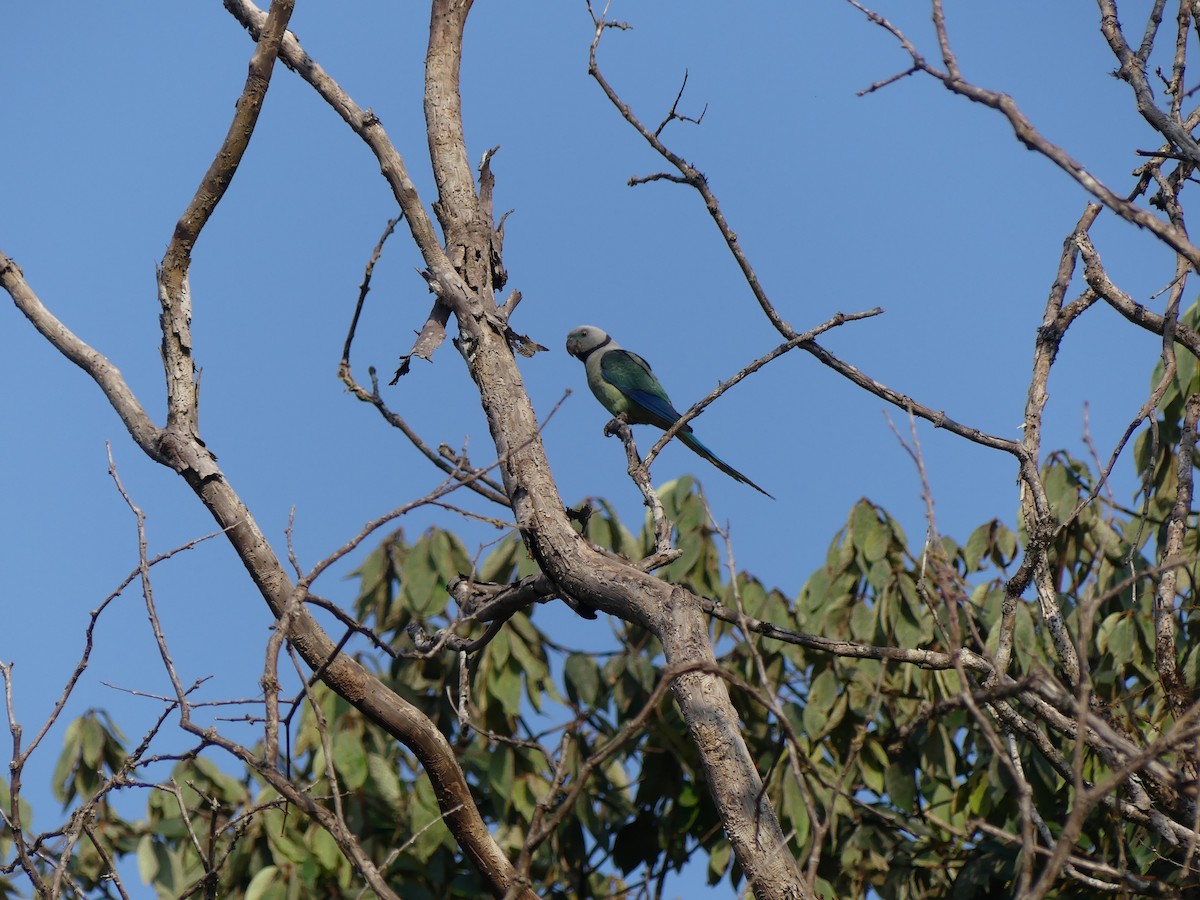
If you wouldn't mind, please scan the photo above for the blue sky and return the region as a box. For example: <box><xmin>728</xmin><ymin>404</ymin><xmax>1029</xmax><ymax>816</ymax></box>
<box><xmin>1</xmin><ymin>2</ymin><xmax>1176</xmax><ymax>896</ymax></box>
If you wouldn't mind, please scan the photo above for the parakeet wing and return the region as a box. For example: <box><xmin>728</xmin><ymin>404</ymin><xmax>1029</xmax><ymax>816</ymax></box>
<box><xmin>599</xmin><ymin>350</ymin><xmax>688</xmax><ymax>431</ymax></box>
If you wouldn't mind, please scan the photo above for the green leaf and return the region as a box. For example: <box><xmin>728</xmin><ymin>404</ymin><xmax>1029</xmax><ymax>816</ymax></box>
<box><xmin>477</xmin><ymin>534</ymin><xmax>520</xmax><ymax>583</ymax></box>
<box><xmin>192</xmin><ymin>754</ymin><xmax>247</xmax><ymax>803</ymax></box>
<box><xmin>136</xmin><ymin>834</ymin><xmax>160</xmax><ymax>885</ymax></box>
<box><xmin>565</xmin><ymin>652</ymin><xmax>602</xmax><ymax>706</ymax></box>
<box><xmin>430</xmin><ymin>529</ymin><xmax>470</xmax><ymax>584</ymax></box>
<box><xmin>333</xmin><ymin>730</ymin><xmax>369</xmax><ymax>791</ymax></box>
<box><xmin>488</xmin><ymin>746</ymin><xmax>516</xmax><ymax>817</ymax></box>
<box><xmin>850</xmin><ymin>502</ymin><xmax>882</xmax><ymax>560</ymax></box>
<box><xmin>511</xmin><ymin>776</ymin><xmax>537</xmax><ymax>822</ymax></box>
<box><xmin>886</xmin><ymin>763</ymin><xmax>916</xmax><ymax>814</ymax></box>
<box><xmin>245</xmin><ymin>865</ymin><xmax>281</xmax><ymax>900</ymax></box>
<box><xmin>708</xmin><ymin>838</ymin><xmax>732</xmax><ymax>883</ymax></box>
<box><xmin>263</xmin><ymin>807</ymin><xmax>308</xmax><ymax>864</ymax></box>
<box><xmin>352</xmin><ymin>536</ymin><xmax>395</xmax><ymax>621</ymax></box>
<box><xmin>1184</xmin><ymin>643</ymin><xmax>1200</xmax><ymax>689</ymax></box>
<box><xmin>1103</xmin><ymin>614</ymin><xmax>1135</xmax><ymax>665</ymax></box>
<box><xmin>489</xmin><ymin>628</ymin><xmax>510</xmax><ymax>667</ymax></box>
<box><xmin>859</xmin><ymin>741</ymin><xmax>885</xmax><ymax>795</ymax></box>
<box><xmin>862</xmin><ymin>520</ymin><xmax>890</xmax><ymax>563</ymax></box>
<box><xmin>410</xmin><ymin>777</ymin><xmax>451</xmax><ymax>860</ymax></box>
<box><xmin>626</xmin><ymin>653</ymin><xmax>657</xmax><ymax>692</ymax></box>
<box><xmin>51</xmin><ymin>721</ymin><xmax>82</xmax><ymax>803</ymax></box>
<box><xmin>966</xmin><ymin>773</ymin><xmax>992</xmax><ymax>818</ymax></box>
<box><xmin>507</xmin><ymin>629</ymin><xmax>546</xmax><ymax>682</ymax></box>
<box><xmin>803</xmin><ymin>668</ymin><xmax>839</xmax><ymax>736</ymax></box>
<box><xmin>585</xmin><ymin>511</ymin><xmax>616</xmax><ymax>552</ymax></box>
<box><xmin>1177</xmin><ymin>344</ymin><xmax>1198</xmax><ymax>395</ymax></box>
<box><xmin>1043</xmin><ymin>459</ymin><xmax>1080</xmax><ymax>523</ymax></box>
<box><xmin>893</xmin><ymin>601</ymin><xmax>930</xmax><ymax>649</ymax></box>
<box><xmin>963</xmin><ymin>523</ymin><xmax>991</xmax><ymax>572</ymax></box>
<box><xmin>402</xmin><ymin>533</ymin><xmax>447</xmax><ymax>618</ymax></box>
<box><xmin>983</xmin><ymin>521</ymin><xmax>1018</xmax><ymax>569</ymax></box>
<box><xmin>849</xmin><ymin>592</ymin><xmax>878</xmax><ymax>643</ymax></box>
<box><xmin>311</xmin><ymin>826</ymin><xmax>340</xmax><ymax>872</ymax></box>
<box><xmin>781</xmin><ymin>773</ymin><xmax>810</xmax><ymax>847</ymax></box>
<box><xmin>492</xmin><ymin>663</ymin><xmax>523</xmax><ymax>717</ymax></box>
<box><xmin>368</xmin><ymin>752</ymin><xmax>404</xmax><ymax>814</ymax></box>
<box><xmin>604</xmin><ymin>757</ymin><xmax>634</xmax><ymax>805</ymax></box>
<box><xmin>81</xmin><ymin>715</ymin><xmax>105</xmax><ymax>768</ymax></box>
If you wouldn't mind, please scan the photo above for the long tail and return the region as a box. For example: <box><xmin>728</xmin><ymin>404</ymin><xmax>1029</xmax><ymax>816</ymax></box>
<box><xmin>679</xmin><ymin>431</ymin><xmax>774</xmax><ymax>499</ymax></box>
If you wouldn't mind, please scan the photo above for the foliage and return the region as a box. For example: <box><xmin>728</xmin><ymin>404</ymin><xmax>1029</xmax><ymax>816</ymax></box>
<box><xmin>14</xmin><ymin>356</ymin><xmax>1200</xmax><ymax>898</ymax></box>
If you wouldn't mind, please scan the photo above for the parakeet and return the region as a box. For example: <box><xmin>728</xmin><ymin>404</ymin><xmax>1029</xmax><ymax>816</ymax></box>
<box><xmin>565</xmin><ymin>325</ymin><xmax>773</xmax><ymax>498</ymax></box>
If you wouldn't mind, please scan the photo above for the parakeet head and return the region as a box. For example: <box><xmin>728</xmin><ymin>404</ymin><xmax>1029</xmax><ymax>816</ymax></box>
<box><xmin>566</xmin><ymin>325</ymin><xmax>610</xmax><ymax>360</ymax></box>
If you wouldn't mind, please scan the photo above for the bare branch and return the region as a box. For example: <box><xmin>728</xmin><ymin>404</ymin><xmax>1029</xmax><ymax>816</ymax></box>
<box><xmin>0</xmin><ymin>252</ymin><xmax>162</xmax><ymax>457</ymax></box>
<box><xmin>224</xmin><ymin>0</ymin><xmax>455</xmax><ymax>280</ymax></box>
<box><xmin>644</xmin><ymin>307</ymin><xmax>884</xmax><ymax>469</ymax></box>
<box><xmin>587</xmin><ymin>3</ymin><xmax>794</xmax><ymax>336</ymax></box>
<box><xmin>846</xmin><ymin>0</ymin><xmax>1200</xmax><ymax>269</ymax></box>
<box><xmin>604</xmin><ymin>418</ymin><xmax>680</xmax><ymax>570</ymax></box>
<box><xmin>159</xmin><ymin>0</ymin><xmax>296</xmax><ymax>441</ymax></box>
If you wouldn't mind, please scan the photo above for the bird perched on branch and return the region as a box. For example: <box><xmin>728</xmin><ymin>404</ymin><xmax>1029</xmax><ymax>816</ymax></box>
<box><xmin>565</xmin><ymin>325</ymin><xmax>773</xmax><ymax>498</ymax></box>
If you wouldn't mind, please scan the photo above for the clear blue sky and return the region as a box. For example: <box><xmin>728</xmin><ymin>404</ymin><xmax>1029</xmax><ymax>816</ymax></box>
<box><xmin>1</xmin><ymin>2</ymin><xmax>1171</xmax><ymax>896</ymax></box>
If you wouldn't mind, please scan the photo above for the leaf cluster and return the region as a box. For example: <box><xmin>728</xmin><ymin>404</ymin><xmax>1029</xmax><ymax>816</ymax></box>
<box><xmin>14</xmin><ymin>382</ymin><xmax>1200</xmax><ymax>897</ymax></box>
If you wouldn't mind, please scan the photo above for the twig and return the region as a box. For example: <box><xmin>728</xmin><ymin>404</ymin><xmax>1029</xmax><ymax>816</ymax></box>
<box><xmin>844</xmin><ymin>0</ymin><xmax>1200</xmax><ymax>269</ymax></box>
<box><xmin>604</xmin><ymin>418</ymin><xmax>680</xmax><ymax>569</ymax></box>
<box><xmin>341</xmin><ymin>215</ymin><xmax>401</xmax><ymax>369</ymax></box>
<box><xmin>645</xmin><ymin>308</ymin><xmax>883</xmax><ymax>468</ymax></box>
<box><xmin>587</xmin><ymin>1</ymin><xmax>793</xmax><ymax>336</ymax></box>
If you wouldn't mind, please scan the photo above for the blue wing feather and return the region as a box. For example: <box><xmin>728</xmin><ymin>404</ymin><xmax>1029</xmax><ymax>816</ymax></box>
<box><xmin>624</xmin><ymin>389</ymin><xmax>690</xmax><ymax>431</ymax></box>
<box><xmin>600</xmin><ymin>350</ymin><xmax>689</xmax><ymax>430</ymax></box>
